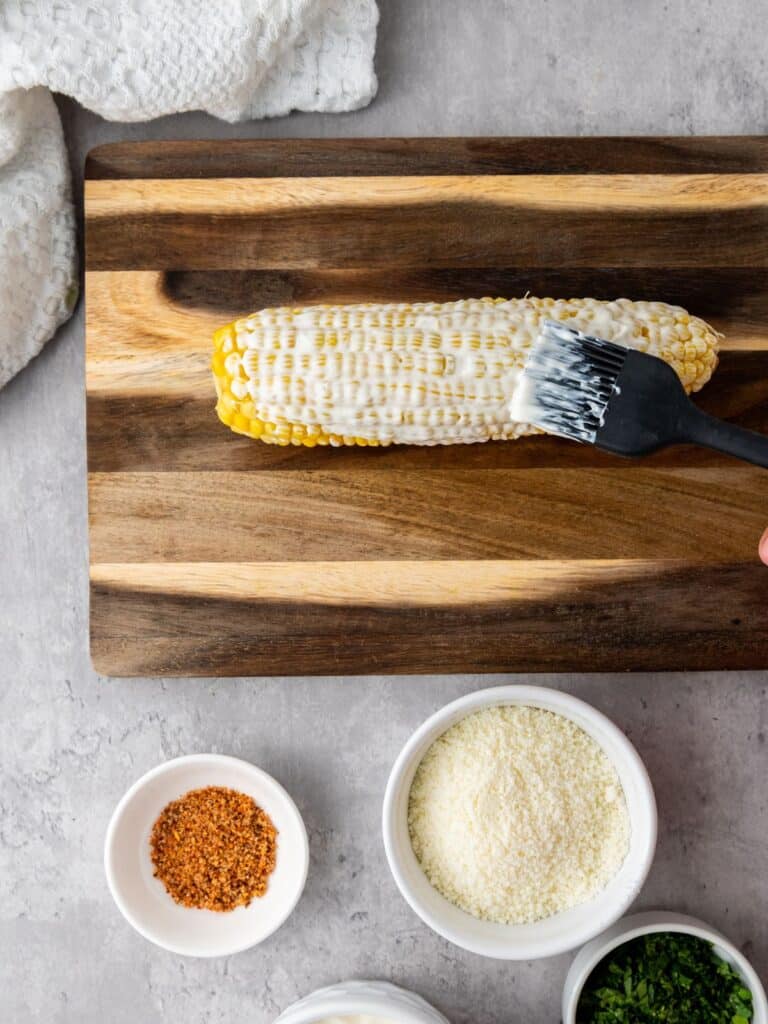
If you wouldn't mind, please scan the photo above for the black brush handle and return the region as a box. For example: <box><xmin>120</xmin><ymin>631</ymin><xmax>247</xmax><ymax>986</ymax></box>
<box><xmin>683</xmin><ymin>404</ymin><xmax>768</xmax><ymax>469</ymax></box>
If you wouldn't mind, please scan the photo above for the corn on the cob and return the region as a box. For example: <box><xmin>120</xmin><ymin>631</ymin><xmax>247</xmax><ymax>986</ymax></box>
<box><xmin>211</xmin><ymin>297</ymin><xmax>720</xmax><ymax>447</ymax></box>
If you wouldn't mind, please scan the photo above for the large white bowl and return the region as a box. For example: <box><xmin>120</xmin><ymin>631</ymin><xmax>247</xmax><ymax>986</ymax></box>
<box><xmin>382</xmin><ymin>685</ymin><xmax>657</xmax><ymax>960</ymax></box>
<box><xmin>562</xmin><ymin>911</ymin><xmax>768</xmax><ymax>1023</ymax></box>
<box><xmin>274</xmin><ymin>980</ymin><xmax>451</xmax><ymax>1024</ymax></box>
<box><xmin>104</xmin><ymin>754</ymin><xmax>309</xmax><ymax>957</ymax></box>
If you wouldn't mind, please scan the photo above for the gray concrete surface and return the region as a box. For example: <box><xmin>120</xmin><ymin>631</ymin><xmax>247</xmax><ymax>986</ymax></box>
<box><xmin>2</xmin><ymin>1</ymin><xmax>768</xmax><ymax>1021</ymax></box>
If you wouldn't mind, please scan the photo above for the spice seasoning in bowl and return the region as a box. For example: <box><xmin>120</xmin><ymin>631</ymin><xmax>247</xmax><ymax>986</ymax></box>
<box><xmin>150</xmin><ymin>786</ymin><xmax>277</xmax><ymax>912</ymax></box>
<box><xmin>407</xmin><ymin>705</ymin><xmax>630</xmax><ymax>924</ymax></box>
<box><xmin>105</xmin><ymin>754</ymin><xmax>308</xmax><ymax>956</ymax></box>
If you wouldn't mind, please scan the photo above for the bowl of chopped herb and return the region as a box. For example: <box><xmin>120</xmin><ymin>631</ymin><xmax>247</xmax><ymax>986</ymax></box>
<box><xmin>104</xmin><ymin>754</ymin><xmax>309</xmax><ymax>957</ymax></box>
<box><xmin>563</xmin><ymin>911</ymin><xmax>767</xmax><ymax>1024</ymax></box>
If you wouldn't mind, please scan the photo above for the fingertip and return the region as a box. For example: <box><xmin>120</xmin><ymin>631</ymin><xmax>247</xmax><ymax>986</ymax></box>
<box><xmin>760</xmin><ymin>528</ymin><xmax>768</xmax><ymax>566</ymax></box>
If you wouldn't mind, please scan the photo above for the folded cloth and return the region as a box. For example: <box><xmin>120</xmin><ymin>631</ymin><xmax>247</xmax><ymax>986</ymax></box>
<box><xmin>0</xmin><ymin>0</ymin><xmax>379</xmax><ymax>388</ymax></box>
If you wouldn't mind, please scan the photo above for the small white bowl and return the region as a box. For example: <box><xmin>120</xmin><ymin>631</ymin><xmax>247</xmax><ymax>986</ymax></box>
<box><xmin>382</xmin><ymin>685</ymin><xmax>657</xmax><ymax>960</ymax></box>
<box><xmin>105</xmin><ymin>754</ymin><xmax>309</xmax><ymax>957</ymax></box>
<box><xmin>274</xmin><ymin>979</ymin><xmax>451</xmax><ymax>1024</ymax></box>
<box><xmin>562</xmin><ymin>911</ymin><xmax>768</xmax><ymax>1023</ymax></box>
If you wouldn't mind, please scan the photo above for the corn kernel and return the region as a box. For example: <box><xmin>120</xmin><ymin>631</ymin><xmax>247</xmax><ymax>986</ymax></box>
<box><xmin>212</xmin><ymin>297</ymin><xmax>720</xmax><ymax>447</ymax></box>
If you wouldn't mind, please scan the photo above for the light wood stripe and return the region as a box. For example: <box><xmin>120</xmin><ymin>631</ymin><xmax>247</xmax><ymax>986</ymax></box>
<box><xmin>90</xmin><ymin>558</ymin><xmax>677</xmax><ymax>604</ymax></box>
<box><xmin>84</xmin><ymin>265</ymin><xmax>768</xmax><ymax>443</ymax></box>
<box><xmin>85</xmin><ymin>270</ymin><xmax>768</xmax><ymax>373</ymax></box>
<box><xmin>86</xmin><ymin>271</ymin><xmax>218</xmax><ymax>394</ymax></box>
<box><xmin>86</xmin><ymin>175</ymin><xmax>768</xmax><ymax>216</ymax></box>
<box><xmin>84</xmin><ymin>268</ymin><xmax>768</xmax><ymax>473</ymax></box>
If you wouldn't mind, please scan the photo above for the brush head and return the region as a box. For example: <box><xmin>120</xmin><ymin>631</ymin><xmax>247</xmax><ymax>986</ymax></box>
<box><xmin>511</xmin><ymin>320</ymin><xmax>629</xmax><ymax>443</ymax></box>
<box><xmin>511</xmin><ymin>318</ymin><xmax>768</xmax><ymax>468</ymax></box>
<box><xmin>514</xmin><ymin>318</ymin><xmax>699</xmax><ymax>458</ymax></box>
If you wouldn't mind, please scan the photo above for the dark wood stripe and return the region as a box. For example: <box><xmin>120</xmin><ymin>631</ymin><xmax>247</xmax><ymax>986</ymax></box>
<box><xmin>87</xmin><ymin>468</ymin><xmax>768</xmax><ymax>563</ymax></box>
<box><xmin>159</xmin><ymin>266</ymin><xmax>768</xmax><ymax>347</ymax></box>
<box><xmin>85</xmin><ymin>137</ymin><xmax>768</xmax><ymax>182</ymax></box>
<box><xmin>160</xmin><ymin>266</ymin><xmax>768</xmax><ymax>336</ymax></box>
<box><xmin>85</xmin><ymin>350</ymin><xmax>768</xmax><ymax>473</ymax></box>
<box><xmin>85</xmin><ymin>201</ymin><xmax>768</xmax><ymax>272</ymax></box>
<box><xmin>89</xmin><ymin>561</ymin><xmax>768</xmax><ymax>675</ymax></box>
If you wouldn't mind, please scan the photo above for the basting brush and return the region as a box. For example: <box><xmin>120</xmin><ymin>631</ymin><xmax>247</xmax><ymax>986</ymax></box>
<box><xmin>511</xmin><ymin>320</ymin><xmax>768</xmax><ymax>467</ymax></box>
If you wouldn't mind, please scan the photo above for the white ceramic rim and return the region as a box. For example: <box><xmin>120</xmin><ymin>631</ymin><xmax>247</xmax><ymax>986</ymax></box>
<box><xmin>274</xmin><ymin>980</ymin><xmax>451</xmax><ymax>1024</ymax></box>
<box><xmin>562</xmin><ymin>911</ymin><xmax>768</xmax><ymax>1024</ymax></box>
<box><xmin>382</xmin><ymin>685</ymin><xmax>658</xmax><ymax>960</ymax></box>
<box><xmin>104</xmin><ymin>753</ymin><xmax>309</xmax><ymax>957</ymax></box>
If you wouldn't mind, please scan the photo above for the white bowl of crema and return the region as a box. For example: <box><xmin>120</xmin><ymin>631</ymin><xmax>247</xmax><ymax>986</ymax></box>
<box><xmin>274</xmin><ymin>980</ymin><xmax>451</xmax><ymax>1024</ymax></box>
<box><xmin>562</xmin><ymin>912</ymin><xmax>768</xmax><ymax>1023</ymax></box>
<box><xmin>382</xmin><ymin>685</ymin><xmax>657</xmax><ymax>960</ymax></box>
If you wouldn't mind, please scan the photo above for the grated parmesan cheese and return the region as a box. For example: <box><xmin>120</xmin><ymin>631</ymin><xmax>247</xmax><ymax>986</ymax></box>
<box><xmin>407</xmin><ymin>705</ymin><xmax>630</xmax><ymax>925</ymax></box>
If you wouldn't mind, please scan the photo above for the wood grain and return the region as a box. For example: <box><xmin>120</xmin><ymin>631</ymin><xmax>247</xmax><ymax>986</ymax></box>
<box><xmin>85</xmin><ymin>174</ymin><xmax>768</xmax><ymax>270</ymax></box>
<box><xmin>85</xmin><ymin>137</ymin><xmax>768</xmax><ymax>180</ymax></box>
<box><xmin>85</xmin><ymin>137</ymin><xmax>768</xmax><ymax>675</ymax></box>
<box><xmin>89</xmin><ymin>561</ymin><xmax>768</xmax><ymax>675</ymax></box>
<box><xmin>161</xmin><ymin>267</ymin><xmax>768</xmax><ymax>345</ymax></box>
<box><xmin>87</xmin><ymin>469</ymin><xmax>768</xmax><ymax>564</ymax></box>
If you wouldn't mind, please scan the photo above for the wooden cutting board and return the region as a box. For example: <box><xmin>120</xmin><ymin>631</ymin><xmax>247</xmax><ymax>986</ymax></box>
<box><xmin>85</xmin><ymin>137</ymin><xmax>768</xmax><ymax>676</ymax></box>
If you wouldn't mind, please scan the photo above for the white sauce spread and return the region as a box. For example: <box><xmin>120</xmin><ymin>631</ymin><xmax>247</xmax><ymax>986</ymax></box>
<box><xmin>225</xmin><ymin>297</ymin><xmax>718</xmax><ymax>446</ymax></box>
<box><xmin>509</xmin><ymin>320</ymin><xmax>622</xmax><ymax>442</ymax></box>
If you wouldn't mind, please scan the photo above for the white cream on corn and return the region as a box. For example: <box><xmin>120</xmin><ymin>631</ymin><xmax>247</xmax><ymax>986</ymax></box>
<box><xmin>223</xmin><ymin>297</ymin><xmax>719</xmax><ymax>446</ymax></box>
<box><xmin>509</xmin><ymin>320</ymin><xmax>623</xmax><ymax>443</ymax></box>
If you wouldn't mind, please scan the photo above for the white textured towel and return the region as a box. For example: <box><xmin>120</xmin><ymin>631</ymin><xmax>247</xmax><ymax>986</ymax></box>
<box><xmin>0</xmin><ymin>1</ymin><xmax>379</xmax><ymax>388</ymax></box>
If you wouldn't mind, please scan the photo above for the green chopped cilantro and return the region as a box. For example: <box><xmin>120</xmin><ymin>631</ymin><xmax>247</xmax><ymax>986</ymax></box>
<box><xmin>577</xmin><ymin>932</ymin><xmax>753</xmax><ymax>1023</ymax></box>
